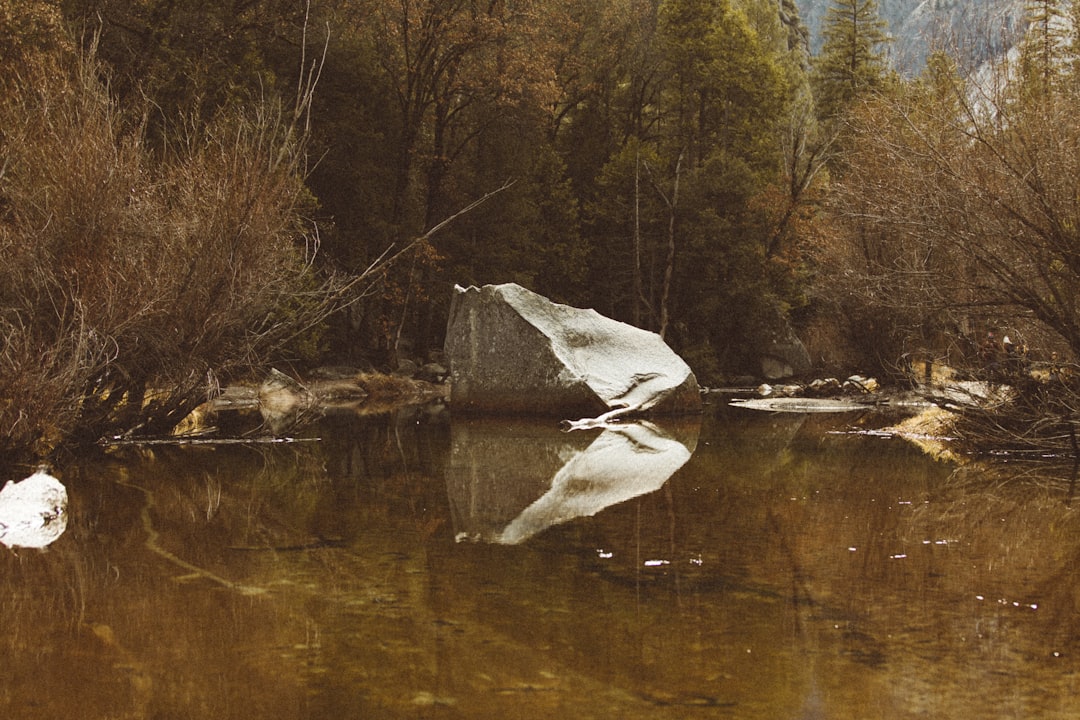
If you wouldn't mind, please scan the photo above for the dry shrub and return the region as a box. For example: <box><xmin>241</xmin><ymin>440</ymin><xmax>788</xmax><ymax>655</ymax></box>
<box><xmin>0</xmin><ymin>42</ymin><xmax>333</xmax><ymax>463</ymax></box>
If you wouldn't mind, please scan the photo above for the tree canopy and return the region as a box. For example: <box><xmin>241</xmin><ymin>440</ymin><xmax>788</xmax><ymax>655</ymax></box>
<box><xmin>7</xmin><ymin>0</ymin><xmax>1080</xmax><ymax>460</ymax></box>
<box><xmin>812</xmin><ymin>0</ymin><xmax>891</xmax><ymax>119</ymax></box>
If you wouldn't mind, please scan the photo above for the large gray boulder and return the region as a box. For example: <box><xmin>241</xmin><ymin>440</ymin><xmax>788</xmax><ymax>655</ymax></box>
<box><xmin>444</xmin><ymin>283</ymin><xmax>701</xmax><ymax>416</ymax></box>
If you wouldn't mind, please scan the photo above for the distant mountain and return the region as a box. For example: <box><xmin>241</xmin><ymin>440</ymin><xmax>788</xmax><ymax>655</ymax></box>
<box><xmin>794</xmin><ymin>0</ymin><xmax>1027</xmax><ymax>75</ymax></box>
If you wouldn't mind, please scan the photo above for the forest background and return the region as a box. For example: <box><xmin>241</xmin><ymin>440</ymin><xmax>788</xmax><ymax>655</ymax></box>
<box><xmin>3</xmin><ymin>0</ymin><xmax>1080</xmax><ymax>464</ymax></box>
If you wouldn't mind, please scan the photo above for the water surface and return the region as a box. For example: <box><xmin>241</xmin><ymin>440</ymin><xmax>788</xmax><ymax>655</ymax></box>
<box><xmin>4</xmin><ymin>401</ymin><xmax>1080</xmax><ymax>718</ymax></box>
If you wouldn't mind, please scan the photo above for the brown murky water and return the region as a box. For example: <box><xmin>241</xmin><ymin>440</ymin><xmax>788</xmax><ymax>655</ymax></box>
<box><xmin>4</xmin><ymin>400</ymin><xmax>1080</xmax><ymax>719</ymax></box>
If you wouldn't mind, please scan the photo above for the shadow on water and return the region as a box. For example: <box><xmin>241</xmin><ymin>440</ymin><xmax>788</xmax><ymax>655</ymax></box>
<box><xmin>3</xmin><ymin>402</ymin><xmax>1080</xmax><ymax>718</ymax></box>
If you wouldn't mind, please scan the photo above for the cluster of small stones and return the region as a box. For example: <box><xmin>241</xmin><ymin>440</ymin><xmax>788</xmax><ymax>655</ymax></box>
<box><xmin>393</xmin><ymin>359</ymin><xmax>449</xmax><ymax>384</ymax></box>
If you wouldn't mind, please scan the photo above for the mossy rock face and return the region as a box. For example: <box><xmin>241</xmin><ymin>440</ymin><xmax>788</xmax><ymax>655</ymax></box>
<box><xmin>444</xmin><ymin>283</ymin><xmax>701</xmax><ymax>417</ymax></box>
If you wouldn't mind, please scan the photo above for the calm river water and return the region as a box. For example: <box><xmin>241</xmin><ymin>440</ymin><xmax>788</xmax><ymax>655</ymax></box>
<box><xmin>4</xmin><ymin>399</ymin><xmax>1080</xmax><ymax>719</ymax></box>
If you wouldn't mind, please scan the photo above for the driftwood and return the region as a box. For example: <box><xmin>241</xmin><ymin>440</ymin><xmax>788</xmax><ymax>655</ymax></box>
<box><xmin>100</xmin><ymin>436</ymin><xmax>319</xmax><ymax>447</ymax></box>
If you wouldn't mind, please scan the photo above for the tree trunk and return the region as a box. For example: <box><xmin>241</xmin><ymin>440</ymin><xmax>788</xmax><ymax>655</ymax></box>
<box><xmin>658</xmin><ymin>151</ymin><xmax>683</xmax><ymax>340</ymax></box>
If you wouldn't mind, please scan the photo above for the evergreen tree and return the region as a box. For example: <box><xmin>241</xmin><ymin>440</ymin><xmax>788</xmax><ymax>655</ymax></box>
<box><xmin>1019</xmin><ymin>0</ymin><xmax>1068</xmax><ymax>95</ymax></box>
<box><xmin>812</xmin><ymin>0</ymin><xmax>891</xmax><ymax>119</ymax></box>
<box><xmin>1069</xmin><ymin>0</ymin><xmax>1080</xmax><ymax>79</ymax></box>
<box><xmin>580</xmin><ymin>0</ymin><xmax>799</xmax><ymax>376</ymax></box>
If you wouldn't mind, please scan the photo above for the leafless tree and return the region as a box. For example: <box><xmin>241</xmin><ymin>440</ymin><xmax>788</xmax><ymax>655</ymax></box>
<box><xmin>0</xmin><ymin>22</ymin><xmax>513</xmax><ymax>464</ymax></box>
<box><xmin>823</xmin><ymin>45</ymin><xmax>1080</xmax><ymax>459</ymax></box>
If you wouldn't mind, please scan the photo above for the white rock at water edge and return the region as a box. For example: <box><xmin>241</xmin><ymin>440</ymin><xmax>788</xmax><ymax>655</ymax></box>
<box><xmin>0</xmin><ymin>466</ymin><xmax>69</xmax><ymax>549</ymax></box>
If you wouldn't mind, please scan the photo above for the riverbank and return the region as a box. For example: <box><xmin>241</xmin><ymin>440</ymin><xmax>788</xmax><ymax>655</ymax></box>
<box><xmin>163</xmin><ymin>370</ymin><xmax>448</xmax><ymax>440</ymax></box>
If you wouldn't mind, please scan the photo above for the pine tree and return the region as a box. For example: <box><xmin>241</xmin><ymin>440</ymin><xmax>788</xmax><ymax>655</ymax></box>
<box><xmin>812</xmin><ymin>0</ymin><xmax>891</xmax><ymax>119</ymax></box>
<box><xmin>1019</xmin><ymin>0</ymin><xmax>1068</xmax><ymax>96</ymax></box>
<box><xmin>1069</xmin><ymin>0</ymin><xmax>1080</xmax><ymax>79</ymax></box>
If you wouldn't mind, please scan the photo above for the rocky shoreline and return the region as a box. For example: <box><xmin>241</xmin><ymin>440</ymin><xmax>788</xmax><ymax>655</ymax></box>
<box><xmin>167</xmin><ymin>368</ymin><xmax>449</xmax><ymax>439</ymax></box>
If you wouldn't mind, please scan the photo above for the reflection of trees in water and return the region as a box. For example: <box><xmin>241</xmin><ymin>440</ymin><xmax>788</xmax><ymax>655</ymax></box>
<box><xmin>0</xmin><ymin>464</ymin><xmax>143</xmax><ymax>715</ymax></box>
<box><xmin>664</xmin><ymin>419</ymin><xmax>1080</xmax><ymax>715</ymax></box>
<box><xmin>11</xmin><ymin>406</ymin><xmax>1080</xmax><ymax>717</ymax></box>
<box><xmin>911</xmin><ymin>463</ymin><xmax>1080</xmax><ymax>649</ymax></box>
<box><xmin>0</xmin><ymin>439</ymin><xmax>416</xmax><ymax>718</ymax></box>
<box><xmin>0</xmin><ymin>409</ymin><xmax>447</xmax><ymax>718</ymax></box>
<box><xmin>0</xmin><ymin>509</ymin><xmax>90</xmax><ymax>634</ymax></box>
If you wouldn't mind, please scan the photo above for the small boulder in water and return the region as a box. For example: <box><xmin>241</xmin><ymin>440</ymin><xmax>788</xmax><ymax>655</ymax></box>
<box><xmin>0</xmin><ymin>466</ymin><xmax>68</xmax><ymax>549</ymax></box>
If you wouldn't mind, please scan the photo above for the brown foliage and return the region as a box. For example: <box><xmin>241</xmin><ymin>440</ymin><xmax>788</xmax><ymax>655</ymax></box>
<box><xmin>820</xmin><ymin>54</ymin><xmax>1080</xmax><ymax>375</ymax></box>
<box><xmin>0</xmin><ymin>44</ymin><xmax>332</xmax><ymax>461</ymax></box>
<box><xmin>819</xmin><ymin>52</ymin><xmax>1080</xmax><ymax>460</ymax></box>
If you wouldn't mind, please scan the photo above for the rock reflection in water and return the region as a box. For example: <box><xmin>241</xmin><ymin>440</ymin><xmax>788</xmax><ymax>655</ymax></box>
<box><xmin>447</xmin><ymin>417</ymin><xmax>699</xmax><ymax>544</ymax></box>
